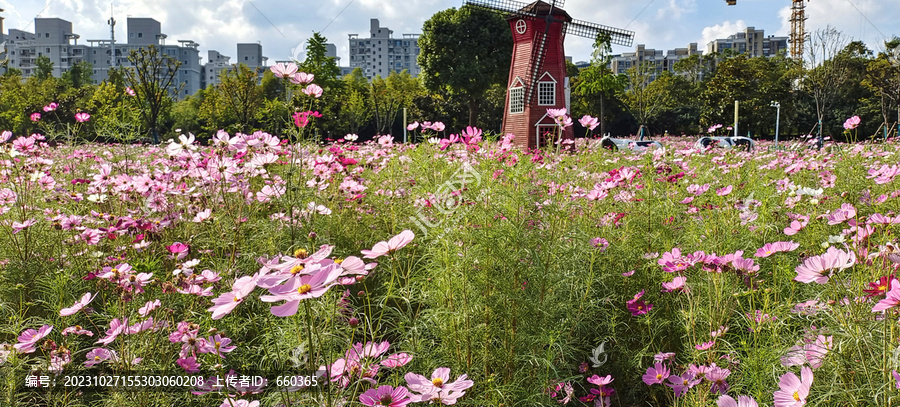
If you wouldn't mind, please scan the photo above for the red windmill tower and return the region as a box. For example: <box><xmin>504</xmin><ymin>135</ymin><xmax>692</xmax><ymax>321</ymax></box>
<box><xmin>465</xmin><ymin>0</ymin><xmax>634</xmax><ymax>149</ymax></box>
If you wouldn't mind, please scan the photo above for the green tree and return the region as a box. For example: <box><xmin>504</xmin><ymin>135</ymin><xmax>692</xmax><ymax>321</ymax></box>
<box><xmin>124</xmin><ymin>45</ymin><xmax>182</xmax><ymax>144</ymax></box>
<box><xmin>572</xmin><ymin>33</ymin><xmax>625</xmax><ymax>137</ymax></box>
<box><xmin>623</xmin><ymin>62</ymin><xmax>667</xmax><ymax>137</ymax></box>
<box><xmin>804</xmin><ymin>27</ymin><xmax>850</xmax><ymax>140</ymax></box>
<box><xmin>298</xmin><ymin>32</ymin><xmax>342</xmax><ymax>94</ymax></box>
<box><xmin>61</xmin><ymin>61</ymin><xmax>94</xmax><ymax>89</ymax></box>
<box><xmin>334</xmin><ymin>68</ymin><xmax>374</xmax><ymax>135</ymax></box>
<box><xmin>862</xmin><ymin>39</ymin><xmax>900</xmax><ymax>138</ymax></box>
<box><xmin>218</xmin><ymin>64</ymin><xmax>264</xmax><ymax>133</ymax></box>
<box><xmin>418</xmin><ymin>5</ymin><xmax>512</xmax><ymax>127</ymax></box>
<box><xmin>34</xmin><ymin>55</ymin><xmax>54</xmax><ymax>80</ymax></box>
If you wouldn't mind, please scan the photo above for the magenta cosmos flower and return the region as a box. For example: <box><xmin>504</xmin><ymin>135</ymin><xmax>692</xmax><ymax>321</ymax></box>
<box><xmin>208</xmin><ymin>274</ymin><xmax>259</xmax><ymax>319</ymax></box>
<box><xmin>260</xmin><ymin>264</ymin><xmax>342</xmax><ymax>317</ymax></box>
<box><xmin>794</xmin><ymin>246</ymin><xmax>855</xmax><ymax>284</ymax></box>
<box><xmin>84</xmin><ymin>348</ymin><xmax>117</xmax><ymax>367</ymax></box>
<box><xmin>773</xmin><ymin>366</ymin><xmax>813</xmax><ymax>407</ymax></box>
<box><xmin>642</xmin><ymin>362</ymin><xmax>670</xmax><ymax>385</ymax></box>
<box><xmin>359</xmin><ymin>385</ymin><xmax>413</xmax><ymax>407</ymax></box>
<box><xmin>718</xmin><ymin>395</ymin><xmax>759</xmax><ymax>407</ymax></box>
<box><xmin>755</xmin><ymin>241</ymin><xmax>800</xmax><ymax>258</ymax></box>
<box><xmin>15</xmin><ymin>325</ymin><xmax>53</xmax><ymax>353</ymax></box>
<box><xmin>74</xmin><ymin>112</ymin><xmax>91</xmax><ymax>122</ymax></box>
<box><xmin>627</xmin><ymin>290</ymin><xmax>653</xmax><ymax>316</ymax></box>
<box><xmin>843</xmin><ymin>115</ymin><xmax>861</xmax><ymax>130</ymax></box>
<box><xmin>872</xmin><ymin>278</ymin><xmax>900</xmax><ymax>312</ymax></box>
<box><xmin>60</xmin><ymin>292</ymin><xmax>96</xmax><ymax>316</ymax></box>
<box><xmin>361</xmin><ymin>230</ymin><xmax>415</xmax><ymax>259</ymax></box>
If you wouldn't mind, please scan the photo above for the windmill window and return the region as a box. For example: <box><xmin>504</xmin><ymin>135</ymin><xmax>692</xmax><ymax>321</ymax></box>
<box><xmin>537</xmin><ymin>81</ymin><xmax>555</xmax><ymax>105</ymax></box>
<box><xmin>509</xmin><ymin>86</ymin><xmax>524</xmax><ymax>114</ymax></box>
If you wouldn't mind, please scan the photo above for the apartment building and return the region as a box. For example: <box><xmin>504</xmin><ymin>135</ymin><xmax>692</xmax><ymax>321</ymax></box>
<box><xmin>706</xmin><ymin>27</ymin><xmax>788</xmax><ymax>58</ymax></box>
<box><xmin>348</xmin><ymin>19</ymin><xmax>420</xmax><ymax>80</ymax></box>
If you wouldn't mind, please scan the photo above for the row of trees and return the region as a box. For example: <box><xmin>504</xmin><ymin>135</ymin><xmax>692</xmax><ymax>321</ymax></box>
<box><xmin>0</xmin><ymin>5</ymin><xmax>898</xmax><ymax>143</ymax></box>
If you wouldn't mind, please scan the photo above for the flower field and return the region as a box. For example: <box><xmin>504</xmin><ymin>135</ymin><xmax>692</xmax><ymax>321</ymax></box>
<box><xmin>2</xmin><ymin>126</ymin><xmax>900</xmax><ymax>407</ymax></box>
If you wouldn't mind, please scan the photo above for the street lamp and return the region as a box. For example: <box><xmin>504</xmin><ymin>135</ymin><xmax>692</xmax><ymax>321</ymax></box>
<box><xmin>770</xmin><ymin>101</ymin><xmax>781</xmax><ymax>149</ymax></box>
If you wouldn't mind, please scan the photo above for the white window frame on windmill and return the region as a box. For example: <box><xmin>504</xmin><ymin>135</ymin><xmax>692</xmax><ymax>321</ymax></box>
<box><xmin>537</xmin><ymin>72</ymin><xmax>556</xmax><ymax>106</ymax></box>
<box><xmin>509</xmin><ymin>77</ymin><xmax>525</xmax><ymax>114</ymax></box>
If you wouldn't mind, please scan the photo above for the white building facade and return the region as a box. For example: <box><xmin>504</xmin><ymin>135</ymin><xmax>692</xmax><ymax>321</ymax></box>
<box><xmin>348</xmin><ymin>19</ymin><xmax>420</xmax><ymax>80</ymax></box>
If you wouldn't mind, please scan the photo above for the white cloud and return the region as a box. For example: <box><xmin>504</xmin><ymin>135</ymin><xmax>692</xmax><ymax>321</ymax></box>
<box><xmin>699</xmin><ymin>20</ymin><xmax>747</xmax><ymax>47</ymax></box>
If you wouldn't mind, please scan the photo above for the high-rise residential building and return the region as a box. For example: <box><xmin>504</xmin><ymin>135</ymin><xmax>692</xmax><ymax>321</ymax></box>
<box><xmin>2</xmin><ymin>17</ymin><xmax>202</xmax><ymax>98</ymax></box>
<box><xmin>202</xmin><ymin>50</ymin><xmax>231</xmax><ymax>88</ymax></box>
<box><xmin>706</xmin><ymin>27</ymin><xmax>788</xmax><ymax>58</ymax></box>
<box><xmin>237</xmin><ymin>43</ymin><xmax>265</xmax><ymax>69</ymax></box>
<box><xmin>348</xmin><ymin>18</ymin><xmax>420</xmax><ymax>80</ymax></box>
<box><xmin>608</xmin><ymin>43</ymin><xmax>702</xmax><ymax>81</ymax></box>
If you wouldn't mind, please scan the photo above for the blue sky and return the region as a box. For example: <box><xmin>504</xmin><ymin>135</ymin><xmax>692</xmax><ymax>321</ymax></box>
<box><xmin>2</xmin><ymin>0</ymin><xmax>898</xmax><ymax>66</ymax></box>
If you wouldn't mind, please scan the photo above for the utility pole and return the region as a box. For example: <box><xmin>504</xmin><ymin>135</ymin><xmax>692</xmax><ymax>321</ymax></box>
<box><xmin>108</xmin><ymin>4</ymin><xmax>116</xmax><ymax>68</ymax></box>
<box><xmin>770</xmin><ymin>101</ymin><xmax>781</xmax><ymax>149</ymax></box>
<box><xmin>734</xmin><ymin>100</ymin><xmax>739</xmax><ymax>138</ymax></box>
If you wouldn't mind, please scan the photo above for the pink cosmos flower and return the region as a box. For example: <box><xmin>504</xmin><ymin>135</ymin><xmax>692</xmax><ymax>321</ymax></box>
<box><xmin>872</xmin><ymin>278</ymin><xmax>900</xmax><ymax>312</ymax></box>
<box><xmin>893</xmin><ymin>370</ymin><xmax>900</xmax><ymax>389</ymax></box>
<box><xmin>718</xmin><ymin>395</ymin><xmax>759</xmax><ymax>407</ymax></box>
<box><xmin>260</xmin><ymin>265</ymin><xmax>342</xmax><ymax>317</ymax></box>
<box><xmin>75</xmin><ymin>112</ymin><xmax>91</xmax><ymax>122</ymax></box>
<box><xmin>405</xmin><ymin>367</ymin><xmax>474</xmax><ymax>403</ymax></box>
<box><xmin>303</xmin><ymin>83</ymin><xmax>324</xmax><ymax>98</ymax></box>
<box><xmin>590</xmin><ymin>237</ymin><xmax>609</xmax><ymax>251</ymax></box>
<box><xmin>30</xmin><ymin>112</ymin><xmax>41</xmax><ymax>122</ymax></box>
<box><xmin>208</xmin><ymin>275</ymin><xmax>259</xmax><ymax>319</ymax></box>
<box><xmin>85</xmin><ymin>348</ymin><xmax>117</xmax><ymax>367</ymax></box>
<box><xmin>207</xmin><ymin>334</ymin><xmax>237</xmax><ymax>357</ymax></box>
<box><xmin>43</xmin><ymin>102</ymin><xmax>58</xmax><ymax>112</ymax></box>
<box><xmin>755</xmin><ymin>241</ymin><xmax>800</xmax><ymax>257</ymax></box>
<box><xmin>407</xmin><ymin>121</ymin><xmax>420</xmax><ymax>131</ymax></box>
<box><xmin>125</xmin><ymin>87</ymin><xmax>136</xmax><ymax>96</ymax></box>
<box><xmin>380</xmin><ymin>352</ymin><xmax>413</xmax><ymax>368</ymax></box>
<box><xmin>15</xmin><ymin>325</ymin><xmax>53</xmax><ymax>353</ymax></box>
<box><xmin>843</xmin><ymin>115</ymin><xmax>861</xmax><ymax>130</ymax></box>
<box><xmin>695</xmin><ymin>341</ymin><xmax>715</xmax><ymax>350</ymax></box>
<box><xmin>579</xmin><ymin>115</ymin><xmax>600</xmax><ymax>130</ymax></box>
<box><xmin>270</xmin><ymin>62</ymin><xmax>298</xmax><ymax>78</ymax></box>
<box><xmin>359</xmin><ymin>385</ymin><xmax>413</xmax><ymax>407</ymax></box>
<box><xmin>291</xmin><ymin>72</ymin><xmax>314</xmax><ymax>84</ymax></box>
<box><xmin>193</xmin><ymin>208</ymin><xmax>212</xmax><ymax>222</ymax></box>
<box><xmin>666</xmin><ymin>371</ymin><xmax>701</xmax><ymax>397</ymax></box>
<box><xmin>60</xmin><ymin>292</ymin><xmax>96</xmax><ymax>316</ymax></box>
<box><xmin>642</xmin><ymin>362</ymin><xmax>670</xmax><ymax>385</ymax></box>
<box><xmin>361</xmin><ymin>230</ymin><xmax>415</xmax><ymax>259</ymax></box>
<box><xmin>219</xmin><ymin>400</ymin><xmax>259</xmax><ymax>407</ymax></box>
<box><xmin>773</xmin><ymin>366</ymin><xmax>813</xmax><ymax>406</ymax></box>
<box><xmin>177</xmin><ymin>356</ymin><xmax>200</xmax><ymax>373</ymax></box>
<box><xmin>716</xmin><ymin>185</ymin><xmax>733</xmax><ymax>196</ymax></box>
<box><xmin>662</xmin><ymin>276</ymin><xmax>687</xmax><ymax>293</ymax></box>
<box><xmin>706</xmin><ymin>365</ymin><xmax>731</xmax><ymax>394</ymax></box>
<box><xmin>166</xmin><ymin>242</ymin><xmax>190</xmax><ymax>260</ymax></box>
<box><xmin>622</xmin><ymin>270</ymin><xmax>635</xmax><ymax>277</ymax></box>
<box><xmin>96</xmin><ymin>318</ymin><xmax>128</xmax><ymax>345</ymax></box>
<box><xmin>11</xmin><ymin>219</ymin><xmax>36</xmax><ymax>234</ymax></box>
<box><xmin>587</xmin><ymin>375</ymin><xmax>614</xmax><ymax>386</ymax></box>
<box><xmin>62</xmin><ymin>325</ymin><xmax>93</xmax><ymax>336</ymax></box>
<box><xmin>794</xmin><ymin>246</ymin><xmax>856</xmax><ymax>284</ymax></box>
<box><xmin>826</xmin><ymin>203</ymin><xmax>857</xmax><ymax>225</ymax></box>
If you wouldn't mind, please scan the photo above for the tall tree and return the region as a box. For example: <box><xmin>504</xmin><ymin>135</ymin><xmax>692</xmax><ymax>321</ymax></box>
<box><xmin>124</xmin><ymin>45</ymin><xmax>183</xmax><ymax>144</ymax></box>
<box><xmin>61</xmin><ymin>61</ymin><xmax>93</xmax><ymax>89</ymax></box>
<box><xmin>572</xmin><ymin>33</ymin><xmax>625</xmax><ymax>137</ymax></box>
<box><xmin>218</xmin><ymin>64</ymin><xmax>264</xmax><ymax>133</ymax></box>
<box><xmin>623</xmin><ymin>62</ymin><xmax>666</xmax><ymax>137</ymax></box>
<box><xmin>863</xmin><ymin>38</ymin><xmax>900</xmax><ymax>138</ymax></box>
<box><xmin>298</xmin><ymin>32</ymin><xmax>342</xmax><ymax>93</ymax></box>
<box><xmin>34</xmin><ymin>55</ymin><xmax>54</xmax><ymax>80</ymax></box>
<box><xmin>418</xmin><ymin>5</ymin><xmax>512</xmax><ymax>127</ymax></box>
<box><xmin>804</xmin><ymin>27</ymin><xmax>850</xmax><ymax>142</ymax></box>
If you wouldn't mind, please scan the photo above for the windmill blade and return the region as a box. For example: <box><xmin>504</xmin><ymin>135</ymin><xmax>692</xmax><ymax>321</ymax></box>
<box><xmin>463</xmin><ymin>0</ymin><xmax>539</xmax><ymax>18</ymax></box>
<box><xmin>564</xmin><ymin>19</ymin><xmax>634</xmax><ymax>47</ymax></box>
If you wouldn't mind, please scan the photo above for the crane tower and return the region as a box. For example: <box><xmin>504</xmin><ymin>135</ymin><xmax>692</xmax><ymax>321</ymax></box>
<box><xmin>790</xmin><ymin>0</ymin><xmax>808</xmax><ymax>62</ymax></box>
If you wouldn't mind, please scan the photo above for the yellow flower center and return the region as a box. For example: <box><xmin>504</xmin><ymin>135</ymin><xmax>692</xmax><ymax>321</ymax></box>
<box><xmin>334</xmin><ymin>258</ymin><xmax>344</xmax><ymax>265</ymax></box>
<box><xmin>793</xmin><ymin>391</ymin><xmax>800</xmax><ymax>401</ymax></box>
<box><xmin>233</xmin><ymin>296</ymin><xmax>240</xmax><ymax>302</ymax></box>
<box><xmin>294</xmin><ymin>248</ymin><xmax>308</xmax><ymax>258</ymax></box>
<box><xmin>290</xmin><ymin>265</ymin><xmax>304</xmax><ymax>275</ymax></box>
<box><xmin>111</xmin><ymin>268</ymin><xmax>119</xmax><ymax>274</ymax></box>
<box><xmin>656</xmin><ymin>374</ymin><xmax>662</xmax><ymax>380</ymax></box>
<box><xmin>94</xmin><ymin>356</ymin><xmax>101</xmax><ymax>361</ymax></box>
<box><xmin>298</xmin><ymin>284</ymin><xmax>312</xmax><ymax>294</ymax></box>
<box><xmin>215</xmin><ymin>341</ymin><xmax>221</xmax><ymax>347</ymax></box>
<box><xmin>432</xmin><ymin>378</ymin><xmax>444</xmax><ymax>387</ymax></box>
<box><xmin>880</xmin><ymin>285</ymin><xmax>887</xmax><ymax>291</ymax></box>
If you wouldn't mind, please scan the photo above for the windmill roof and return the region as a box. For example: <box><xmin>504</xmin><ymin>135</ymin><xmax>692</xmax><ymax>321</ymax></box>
<box><xmin>515</xmin><ymin>0</ymin><xmax>572</xmax><ymax>21</ymax></box>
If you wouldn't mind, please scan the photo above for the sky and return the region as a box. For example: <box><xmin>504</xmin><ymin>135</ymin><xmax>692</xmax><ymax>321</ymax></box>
<box><xmin>2</xmin><ymin>0</ymin><xmax>899</xmax><ymax>67</ymax></box>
